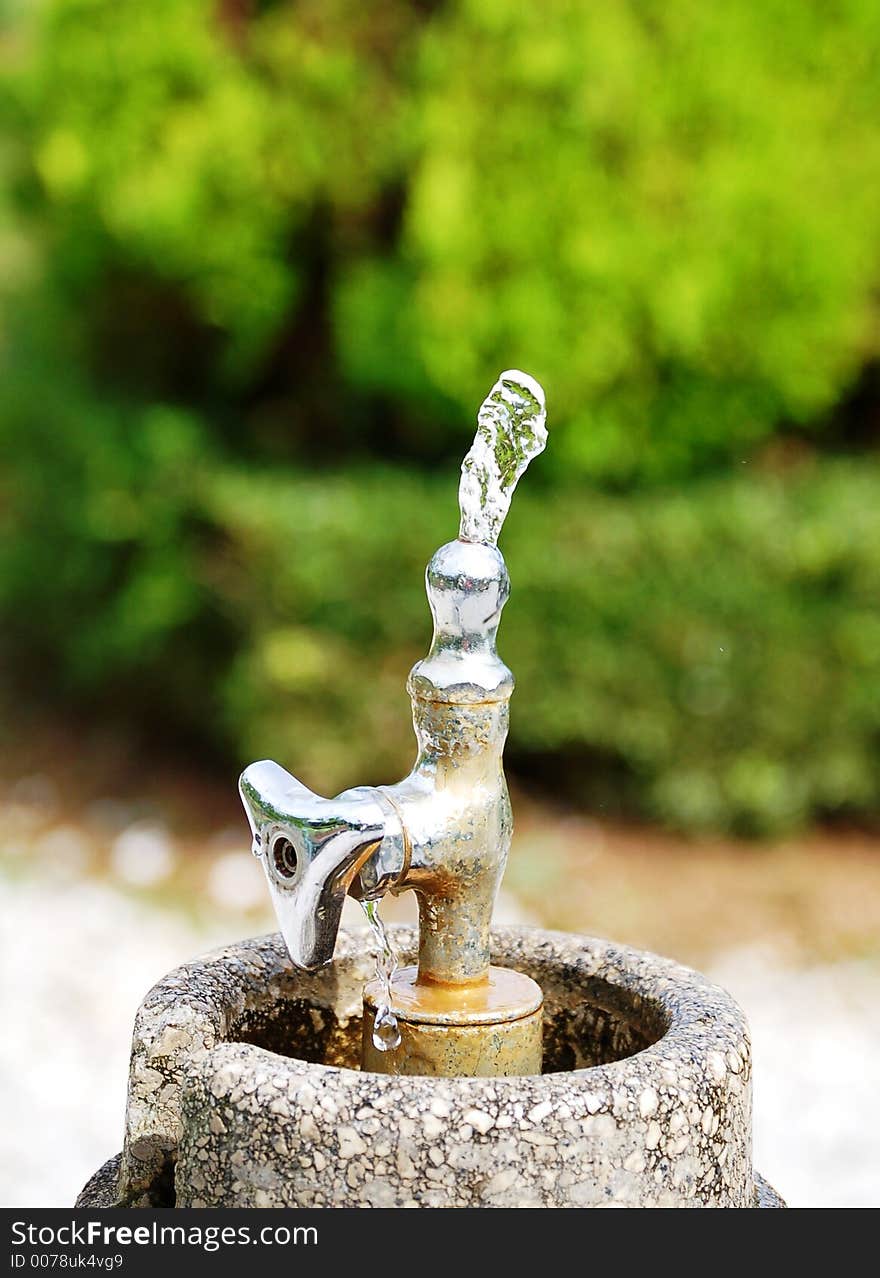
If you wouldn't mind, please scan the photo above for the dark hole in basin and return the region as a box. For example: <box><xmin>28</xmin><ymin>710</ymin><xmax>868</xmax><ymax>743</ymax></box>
<box><xmin>232</xmin><ymin>997</ymin><xmax>363</xmax><ymax>1068</ymax></box>
<box><xmin>532</xmin><ymin>961</ymin><xmax>670</xmax><ymax>1072</ymax></box>
<box><xmin>541</xmin><ymin>999</ymin><xmax>664</xmax><ymax>1072</ymax></box>
<box><xmin>229</xmin><ymin>968</ymin><xmax>668</xmax><ymax>1074</ymax></box>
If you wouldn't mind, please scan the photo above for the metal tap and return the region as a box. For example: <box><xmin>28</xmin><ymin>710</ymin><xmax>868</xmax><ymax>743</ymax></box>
<box><xmin>239</xmin><ymin>371</ymin><xmax>547</xmax><ymax>995</ymax></box>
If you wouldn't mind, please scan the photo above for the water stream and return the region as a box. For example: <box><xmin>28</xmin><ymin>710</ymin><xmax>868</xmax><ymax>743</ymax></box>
<box><xmin>361</xmin><ymin>898</ymin><xmax>402</xmax><ymax>1052</ymax></box>
<box><xmin>458</xmin><ymin>370</ymin><xmax>547</xmax><ymax>546</ymax></box>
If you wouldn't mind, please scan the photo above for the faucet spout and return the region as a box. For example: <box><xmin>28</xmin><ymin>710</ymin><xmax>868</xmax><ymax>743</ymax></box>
<box><xmin>239</xmin><ymin>760</ymin><xmax>403</xmax><ymax>970</ymax></box>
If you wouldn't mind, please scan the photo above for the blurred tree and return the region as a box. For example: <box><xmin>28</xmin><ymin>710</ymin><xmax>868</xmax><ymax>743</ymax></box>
<box><xmin>346</xmin><ymin>0</ymin><xmax>880</xmax><ymax>480</ymax></box>
<box><xmin>7</xmin><ymin>0</ymin><xmax>880</xmax><ymax>478</ymax></box>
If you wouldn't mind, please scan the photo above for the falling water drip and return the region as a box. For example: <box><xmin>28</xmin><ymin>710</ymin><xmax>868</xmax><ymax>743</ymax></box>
<box><xmin>361</xmin><ymin>899</ymin><xmax>402</xmax><ymax>1052</ymax></box>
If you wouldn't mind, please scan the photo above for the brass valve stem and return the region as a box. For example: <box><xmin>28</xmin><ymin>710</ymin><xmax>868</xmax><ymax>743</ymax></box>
<box><xmin>361</xmin><ymin>965</ymin><xmax>543</xmax><ymax>1077</ymax></box>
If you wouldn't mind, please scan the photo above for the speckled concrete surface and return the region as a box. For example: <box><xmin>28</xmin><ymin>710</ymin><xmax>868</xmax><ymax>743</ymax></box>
<box><xmin>83</xmin><ymin>927</ymin><xmax>778</xmax><ymax>1208</ymax></box>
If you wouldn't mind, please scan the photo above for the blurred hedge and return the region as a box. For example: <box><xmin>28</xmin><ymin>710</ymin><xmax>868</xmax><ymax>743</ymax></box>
<box><xmin>2</xmin><ymin>357</ymin><xmax>879</xmax><ymax>834</ymax></box>
<box><xmin>208</xmin><ymin>460</ymin><xmax>880</xmax><ymax>835</ymax></box>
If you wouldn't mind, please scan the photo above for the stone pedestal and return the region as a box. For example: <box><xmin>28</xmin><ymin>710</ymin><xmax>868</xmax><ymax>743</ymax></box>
<box><xmin>78</xmin><ymin>926</ymin><xmax>784</xmax><ymax>1208</ymax></box>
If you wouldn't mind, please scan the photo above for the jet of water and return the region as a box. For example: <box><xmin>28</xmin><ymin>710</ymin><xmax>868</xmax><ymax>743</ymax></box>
<box><xmin>458</xmin><ymin>370</ymin><xmax>547</xmax><ymax>547</ymax></box>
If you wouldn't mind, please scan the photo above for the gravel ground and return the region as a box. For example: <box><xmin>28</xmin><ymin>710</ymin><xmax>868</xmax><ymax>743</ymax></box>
<box><xmin>710</xmin><ymin>947</ymin><xmax>880</xmax><ymax>1208</ymax></box>
<box><xmin>1</xmin><ymin>866</ymin><xmax>877</xmax><ymax>1209</ymax></box>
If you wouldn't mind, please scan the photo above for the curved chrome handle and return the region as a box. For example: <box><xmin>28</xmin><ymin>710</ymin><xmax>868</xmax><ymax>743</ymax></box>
<box><xmin>239</xmin><ymin>760</ymin><xmax>389</xmax><ymax>970</ymax></box>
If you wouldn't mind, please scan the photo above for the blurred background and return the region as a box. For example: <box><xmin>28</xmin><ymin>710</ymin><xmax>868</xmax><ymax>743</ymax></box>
<box><xmin>1</xmin><ymin>0</ymin><xmax>879</xmax><ymax>1208</ymax></box>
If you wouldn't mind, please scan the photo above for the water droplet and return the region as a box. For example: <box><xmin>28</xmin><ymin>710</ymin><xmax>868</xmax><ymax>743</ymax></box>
<box><xmin>372</xmin><ymin>1006</ymin><xmax>402</xmax><ymax>1052</ymax></box>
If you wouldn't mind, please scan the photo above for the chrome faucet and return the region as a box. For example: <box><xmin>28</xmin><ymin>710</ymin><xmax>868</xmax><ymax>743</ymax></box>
<box><xmin>240</xmin><ymin>371</ymin><xmax>547</xmax><ymax>988</ymax></box>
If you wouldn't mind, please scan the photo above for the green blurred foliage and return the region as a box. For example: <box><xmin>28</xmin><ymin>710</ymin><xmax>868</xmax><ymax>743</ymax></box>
<box><xmin>4</xmin><ymin>366</ymin><xmax>879</xmax><ymax>834</ymax></box>
<box><xmin>355</xmin><ymin>0</ymin><xmax>880</xmax><ymax>481</ymax></box>
<box><xmin>1</xmin><ymin>0</ymin><xmax>880</xmax><ymax>833</ymax></box>
<box><xmin>0</xmin><ymin>349</ymin><xmax>228</xmax><ymax>739</ymax></box>
<box><xmin>208</xmin><ymin>461</ymin><xmax>880</xmax><ymax>835</ymax></box>
<box><xmin>6</xmin><ymin>0</ymin><xmax>880</xmax><ymax>478</ymax></box>
<box><xmin>12</xmin><ymin>0</ymin><xmax>424</xmax><ymax>380</ymax></box>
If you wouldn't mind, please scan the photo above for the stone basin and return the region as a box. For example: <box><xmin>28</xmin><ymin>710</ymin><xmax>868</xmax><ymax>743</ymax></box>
<box><xmin>77</xmin><ymin>925</ymin><xmax>784</xmax><ymax>1208</ymax></box>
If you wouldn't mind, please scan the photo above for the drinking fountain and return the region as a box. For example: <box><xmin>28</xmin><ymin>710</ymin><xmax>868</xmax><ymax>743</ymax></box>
<box><xmin>78</xmin><ymin>373</ymin><xmax>785</xmax><ymax>1209</ymax></box>
<box><xmin>239</xmin><ymin>370</ymin><xmax>547</xmax><ymax>1080</ymax></box>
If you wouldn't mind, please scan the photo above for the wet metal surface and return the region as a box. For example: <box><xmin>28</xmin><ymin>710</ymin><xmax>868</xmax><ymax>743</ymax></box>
<box><xmin>361</xmin><ymin>963</ymin><xmax>544</xmax><ymax>1077</ymax></box>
